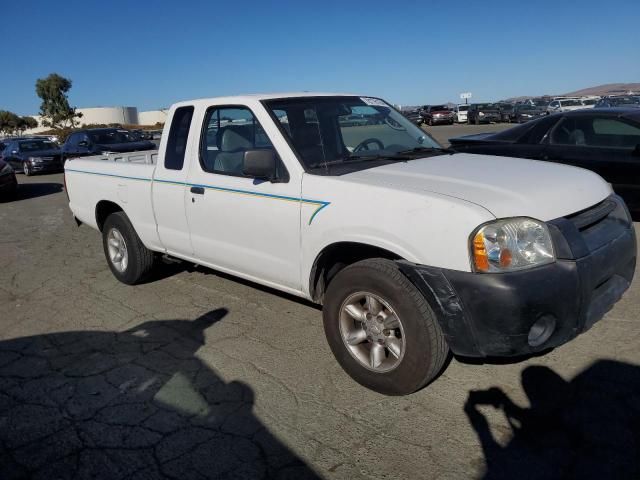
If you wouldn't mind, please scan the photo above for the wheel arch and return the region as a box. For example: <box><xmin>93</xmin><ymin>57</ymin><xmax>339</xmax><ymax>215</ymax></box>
<box><xmin>308</xmin><ymin>241</ymin><xmax>406</xmax><ymax>304</ymax></box>
<box><xmin>95</xmin><ymin>200</ymin><xmax>124</xmax><ymax>232</ymax></box>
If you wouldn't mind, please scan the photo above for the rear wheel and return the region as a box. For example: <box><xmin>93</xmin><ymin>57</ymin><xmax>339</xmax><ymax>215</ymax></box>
<box><xmin>322</xmin><ymin>258</ymin><xmax>448</xmax><ymax>395</ymax></box>
<box><xmin>102</xmin><ymin>212</ymin><xmax>155</xmax><ymax>285</ymax></box>
<box><xmin>23</xmin><ymin>163</ymin><xmax>31</xmax><ymax>176</ymax></box>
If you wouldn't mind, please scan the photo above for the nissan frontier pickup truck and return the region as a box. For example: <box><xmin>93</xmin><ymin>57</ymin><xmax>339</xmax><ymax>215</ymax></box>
<box><xmin>64</xmin><ymin>93</ymin><xmax>636</xmax><ymax>395</ymax></box>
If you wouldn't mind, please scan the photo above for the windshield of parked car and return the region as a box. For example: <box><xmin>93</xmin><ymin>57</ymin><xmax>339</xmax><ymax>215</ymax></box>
<box><xmin>264</xmin><ymin>96</ymin><xmax>443</xmax><ymax>174</ymax></box>
<box><xmin>476</xmin><ymin>103</ymin><xmax>495</xmax><ymax>110</ymax></box>
<box><xmin>18</xmin><ymin>140</ymin><xmax>58</xmax><ymax>152</ymax></box>
<box><xmin>561</xmin><ymin>99</ymin><xmax>582</xmax><ymax>107</ymax></box>
<box><xmin>89</xmin><ymin>130</ymin><xmax>135</xmax><ymax>144</ymax></box>
<box><xmin>431</xmin><ymin>105</ymin><xmax>449</xmax><ymax>111</ymax></box>
<box><xmin>609</xmin><ymin>96</ymin><xmax>640</xmax><ymax>106</ymax></box>
<box><xmin>581</xmin><ymin>98</ymin><xmax>598</xmax><ymax>105</ymax></box>
<box><xmin>458</xmin><ymin>105</ymin><xmax>469</xmax><ymax>111</ymax></box>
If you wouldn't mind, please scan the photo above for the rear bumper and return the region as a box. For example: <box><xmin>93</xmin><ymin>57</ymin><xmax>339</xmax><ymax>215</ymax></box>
<box><xmin>399</xmin><ymin>195</ymin><xmax>636</xmax><ymax>357</ymax></box>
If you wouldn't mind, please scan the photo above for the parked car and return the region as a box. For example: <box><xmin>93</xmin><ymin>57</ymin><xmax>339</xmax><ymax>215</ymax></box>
<box><xmin>511</xmin><ymin>104</ymin><xmax>547</xmax><ymax>123</ymax></box>
<box><xmin>401</xmin><ymin>108</ymin><xmax>422</xmax><ymax>125</ymax></box>
<box><xmin>467</xmin><ymin>103</ymin><xmax>501</xmax><ymax>124</ymax></box>
<box><xmin>421</xmin><ymin>105</ymin><xmax>455</xmax><ymax>126</ymax></box>
<box><xmin>61</xmin><ymin>128</ymin><xmax>156</xmax><ymax>161</ymax></box>
<box><xmin>0</xmin><ymin>158</ymin><xmax>17</xmax><ymax>198</ymax></box>
<box><xmin>454</xmin><ymin>104</ymin><xmax>469</xmax><ymax>123</ymax></box>
<box><xmin>595</xmin><ymin>95</ymin><xmax>640</xmax><ymax>109</ymax></box>
<box><xmin>64</xmin><ymin>93</ymin><xmax>635</xmax><ymax>395</ymax></box>
<box><xmin>1</xmin><ymin>138</ymin><xmax>63</xmax><ymax>175</ymax></box>
<box><xmin>496</xmin><ymin>103</ymin><xmax>515</xmax><ymax>123</ymax></box>
<box><xmin>449</xmin><ymin>108</ymin><xmax>640</xmax><ymax>213</ymax></box>
<box><xmin>546</xmin><ymin>98</ymin><xmax>586</xmax><ymax>114</ymax></box>
<box><xmin>580</xmin><ymin>96</ymin><xmax>600</xmax><ymax>108</ymax></box>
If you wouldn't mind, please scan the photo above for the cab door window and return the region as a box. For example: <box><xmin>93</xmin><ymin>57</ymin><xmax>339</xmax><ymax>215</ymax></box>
<box><xmin>200</xmin><ymin>106</ymin><xmax>279</xmax><ymax>177</ymax></box>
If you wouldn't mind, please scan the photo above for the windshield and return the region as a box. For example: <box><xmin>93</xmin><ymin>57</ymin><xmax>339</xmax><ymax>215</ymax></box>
<box><xmin>561</xmin><ymin>99</ymin><xmax>582</xmax><ymax>107</ymax></box>
<box><xmin>264</xmin><ymin>96</ymin><xmax>442</xmax><ymax>173</ymax></box>
<box><xmin>89</xmin><ymin>130</ymin><xmax>135</xmax><ymax>144</ymax></box>
<box><xmin>19</xmin><ymin>140</ymin><xmax>58</xmax><ymax>152</ymax></box>
<box><xmin>581</xmin><ymin>98</ymin><xmax>598</xmax><ymax>105</ymax></box>
<box><xmin>458</xmin><ymin>105</ymin><xmax>469</xmax><ymax>112</ymax></box>
<box><xmin>431</xmin><ymin>105</ymin><xmax>449</xmax><ymax>111</ymax></box>
<box><xmin>476</xmin><ymin>103</ymin><xmax>496</xmax><ymax>110</ymax></box>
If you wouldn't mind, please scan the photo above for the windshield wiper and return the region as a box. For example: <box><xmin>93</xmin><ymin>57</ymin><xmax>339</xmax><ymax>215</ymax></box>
<box><xmin>396</xmin><ymin>146</ymin><xmax>455</xmax><ymax>155</ymax></box>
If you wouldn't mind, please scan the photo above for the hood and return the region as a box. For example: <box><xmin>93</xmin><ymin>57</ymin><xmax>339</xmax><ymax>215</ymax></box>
<box><xmin>95</xmin><ymin>141</ymin><xmax>155</xmax><ymax>153</ymax></box>
<box><xmin>343</xmin><ymin>153</ymin><xmax>611</xmax><ymax>221</ymax></box>
<box><xmin>449</xmin><ymin>132</ymin><xmax>498</xmax><ymax>144</ymax></box>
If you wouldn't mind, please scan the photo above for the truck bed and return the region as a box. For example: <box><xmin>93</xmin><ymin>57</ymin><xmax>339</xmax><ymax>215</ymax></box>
<box><xmin>64</xmin><ymin>150</ymin><xmax>162</xmax><ymax>251</ymax></box>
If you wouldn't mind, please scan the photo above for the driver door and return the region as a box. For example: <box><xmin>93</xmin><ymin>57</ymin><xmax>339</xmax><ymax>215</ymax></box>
<box><xmin>185</xmin><ymin>104</ymin><xmax>302</xmax><ymax>291</ymax></box>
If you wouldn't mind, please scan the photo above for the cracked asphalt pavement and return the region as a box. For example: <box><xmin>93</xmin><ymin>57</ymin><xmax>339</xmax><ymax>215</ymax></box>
<box><xmin>1</xmin><ymin>165</ymin><xmax>639</xmax><ymax>479</ymax></box>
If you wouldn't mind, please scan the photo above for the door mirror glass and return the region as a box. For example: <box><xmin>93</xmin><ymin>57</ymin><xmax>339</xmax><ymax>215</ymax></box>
<box><xmin>243</xmin><ymin>149</ymin><xmax>276</xmax><ymax>180</ymax></box>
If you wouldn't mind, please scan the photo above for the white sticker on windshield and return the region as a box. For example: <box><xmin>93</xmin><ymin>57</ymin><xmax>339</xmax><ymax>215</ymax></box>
<box><xmin>360</xmin><ymin>97</ymin><xmax>388</xmax><ymax>107</ymax></box>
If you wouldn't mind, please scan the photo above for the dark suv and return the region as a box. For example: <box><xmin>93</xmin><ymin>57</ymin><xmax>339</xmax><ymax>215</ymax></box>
<box><xmin>1</xmin><ymin>138</ymin><xmax>63</xmax><ymax>175</ymax></box>
<box><xmin>420</xmin><ymin>105</ymin><xmax>455</xmax><ymax>126</ymax></box>
<box><xmin>61</xmin><ymin>128</ymin><xmax>156</xmax><ymax>161</ymax></box>
<box><xmin>467</xmin><ymin>103</ymin><xmax>501</xmax><ymax>124</ymax></box>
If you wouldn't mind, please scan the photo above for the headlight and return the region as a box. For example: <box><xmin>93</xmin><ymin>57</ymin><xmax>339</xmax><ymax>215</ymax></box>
<box><xmin>29</xmin><ymin>156</ymin><xmax>43</xmax><ymax>164</ymax></box>
<box><xmin>0</xmin><ymin>163</ymin><xmax>12</xmax><ymax>175</ymax></box>
<box><xmin>471</xmin><ymin>218</ymin><xmax>555</xmax><ymax>272</ymax></box>
<box><xmin>478</xmin><ymin>112</ymin><xmax>485</xmax><ymax>116</ymax></box>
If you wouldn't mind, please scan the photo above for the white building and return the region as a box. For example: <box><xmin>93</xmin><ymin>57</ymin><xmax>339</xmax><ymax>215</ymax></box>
<box><xmin>24</xmin><ymin>106</ymin><xmax>166</xmax><ymax>134</ymax></box>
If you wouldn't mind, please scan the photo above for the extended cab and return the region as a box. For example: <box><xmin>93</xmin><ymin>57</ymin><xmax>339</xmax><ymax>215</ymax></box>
<box><xmin>64</xmin><ymin>93</ymin><xmax>636</xmax><ymax>395</ymax></box>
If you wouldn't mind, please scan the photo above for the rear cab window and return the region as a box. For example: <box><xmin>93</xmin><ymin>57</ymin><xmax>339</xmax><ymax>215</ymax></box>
<box><xmin>164</xmin><ymin>106</ymin><xmax>194</xmax><ymax>170</ymax></box>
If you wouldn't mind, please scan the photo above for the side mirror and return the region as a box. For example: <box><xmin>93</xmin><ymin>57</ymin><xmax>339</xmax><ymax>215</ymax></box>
<box><xmin>243</xmin><ymin>149</ymin><xmax>277</xmax><ymax>181</ymax></box>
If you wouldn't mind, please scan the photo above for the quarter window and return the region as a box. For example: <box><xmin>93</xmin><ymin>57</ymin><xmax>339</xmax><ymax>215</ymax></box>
<box><xmin>164</xmin><ymin>106</ymin><xmax>194</xmax><ymax>171</ymax></box>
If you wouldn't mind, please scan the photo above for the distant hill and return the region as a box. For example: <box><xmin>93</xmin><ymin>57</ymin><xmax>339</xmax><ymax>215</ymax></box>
<box><xmin>563</xmin><ymin>83</ymin><xmax>640</xmax><ymax>96</ymax></box>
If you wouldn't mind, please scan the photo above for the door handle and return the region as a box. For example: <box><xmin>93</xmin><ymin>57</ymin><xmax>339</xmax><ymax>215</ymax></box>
<box><xmin>190</xmin><ymin>186</ymin><xmax>205</xmax><ymax>195</ymax></box>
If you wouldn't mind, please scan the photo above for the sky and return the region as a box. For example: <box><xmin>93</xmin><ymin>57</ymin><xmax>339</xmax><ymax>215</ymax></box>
<box><xmin>2</xmin><ymin>0</ymin><xmax>639</xmax><ymax>115</ymax></box>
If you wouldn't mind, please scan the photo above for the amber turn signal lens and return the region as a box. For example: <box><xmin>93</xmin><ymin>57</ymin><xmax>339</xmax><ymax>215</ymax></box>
<box><xmin>472</xmin><ymin>232</ymin><xmax>489</xmax><ymax>272</ymax></box>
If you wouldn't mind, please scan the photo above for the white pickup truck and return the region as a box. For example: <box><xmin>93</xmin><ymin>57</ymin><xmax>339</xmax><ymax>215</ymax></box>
<box><xmin>65</xmin><ymin>93</ymin><xmax>636</xmax><ymax>395</ymax></box>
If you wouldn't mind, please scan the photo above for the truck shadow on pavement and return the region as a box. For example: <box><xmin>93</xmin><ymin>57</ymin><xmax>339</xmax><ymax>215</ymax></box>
<box><xmin>9</xmin><ymin>182</ymin><xmax>63</xmax><ymax>202</ymax></box>
<box><xmin>0</xmin><ymin>309</ymin><xmax>320</xmax><ymax>479</ymax></box>
<box><xmin>464</xmin><ymin>361</ymin><xmax>640</xmax><ymax>479</ymax></box>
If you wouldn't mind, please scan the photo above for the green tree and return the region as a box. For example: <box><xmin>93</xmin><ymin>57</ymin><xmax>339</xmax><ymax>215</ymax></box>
<box><xmin>0</xmin><ymin>110</ymin><xmax>20</xmax><ymax>135</ymax></box>
<box><xmin>35</xmin><ymin>73</ymin><xmax>83</xmax><ymax>128</ymax></box>
<box><xmin>17</xmin><ymin>117</ymin><xmax>38</xmax><ymax>135</ymax></box>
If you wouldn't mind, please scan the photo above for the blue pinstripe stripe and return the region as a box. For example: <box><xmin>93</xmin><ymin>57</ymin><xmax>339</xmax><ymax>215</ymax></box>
<box><xmin>65</xmin><ymin>168</ymin><xmax>330</xmax><ymax>224</ymax></box>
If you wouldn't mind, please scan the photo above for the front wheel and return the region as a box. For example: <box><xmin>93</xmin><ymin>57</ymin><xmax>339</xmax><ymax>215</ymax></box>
<box><xmin>322</xmin><ymin>258</ymin><xmax>449</xmax><ymax>395</ymax></box>
<box><xmin>23</xmin><ymin>163</ymin><xmax>32</xmax><ymax>176</ymax></box>
<box><xmin>102</xmin><ymin>212</ymin><xmax>155</xmax><ymax>285</ymax></box>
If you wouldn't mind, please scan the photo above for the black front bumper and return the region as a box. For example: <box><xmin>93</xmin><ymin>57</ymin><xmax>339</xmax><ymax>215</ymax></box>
<box><xmin>400</xmin><ymin>195</ymin><xmax>636</xmax><ymax>357</ymax></box>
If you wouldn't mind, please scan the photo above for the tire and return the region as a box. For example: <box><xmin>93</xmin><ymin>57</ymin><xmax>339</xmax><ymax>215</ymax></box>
<box><xmin>102</xmin><ymin>212</ymin><xmax>155</xmax><ymax>285</ymax></box>
<box><xmin>23</xmin><ymin>163</ymin><xmax>31</xmax><ymax>176</ymax></box>
<box><xmin>322</xmin><ymin>258</ymin><xmax>448</xmax><ymax>395</ymax></box>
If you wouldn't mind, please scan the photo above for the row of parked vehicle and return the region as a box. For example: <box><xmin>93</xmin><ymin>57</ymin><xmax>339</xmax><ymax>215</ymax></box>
<box><xmin>0</xmin><ymin>127</ymin><xmax>157</xmax><ymax>192</ymax></box>
<box><xmin>0</xmin><ymin>127</ymin><xmax>157</xmax><ymax>200</ymax></box>
<box><xmin>404</xmin><ymin>94</ymin><xmax>640</xmax><ymax>126</ymax></box>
